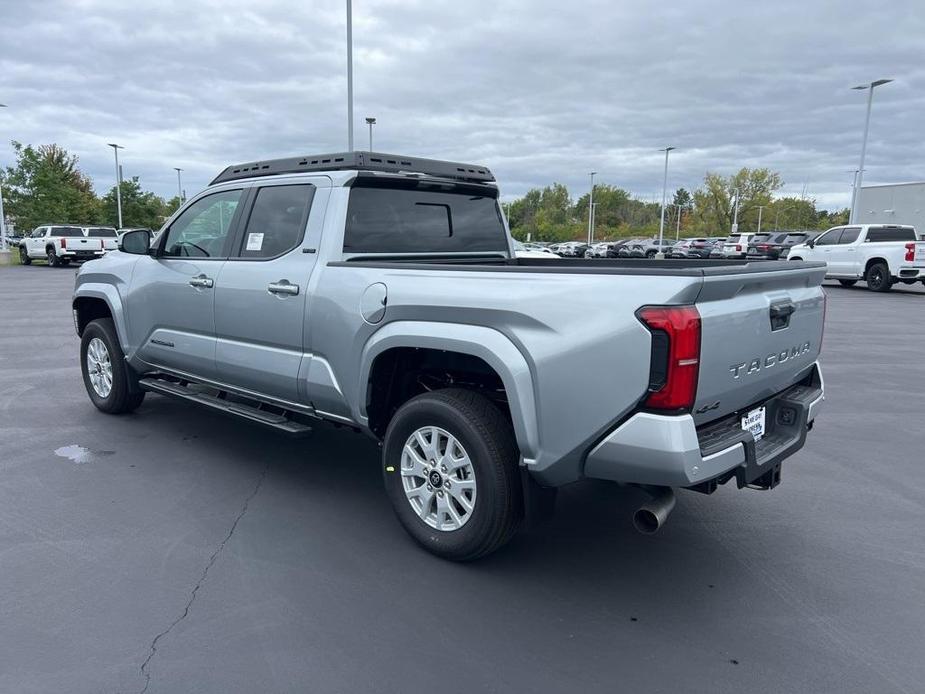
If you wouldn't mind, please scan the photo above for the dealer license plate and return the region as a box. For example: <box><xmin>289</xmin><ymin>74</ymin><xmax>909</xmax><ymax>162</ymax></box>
<box><xmin>741</xmin><ymin>406</ymin><xmax>766</xmax><ymax>442</ymax></box>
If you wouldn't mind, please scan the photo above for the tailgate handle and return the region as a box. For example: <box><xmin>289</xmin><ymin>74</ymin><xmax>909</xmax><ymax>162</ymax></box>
<box><xmin>769</xmin><ymin>302</ymin><xmax>795</xmax><ymax>331</ymax></box>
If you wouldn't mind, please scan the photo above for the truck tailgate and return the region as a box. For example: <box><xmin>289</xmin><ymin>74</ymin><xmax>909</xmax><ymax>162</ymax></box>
<box><xmin>693</xmin><ymin>263</ymin><xmax>826</xmax><ymax>426</ymax></box>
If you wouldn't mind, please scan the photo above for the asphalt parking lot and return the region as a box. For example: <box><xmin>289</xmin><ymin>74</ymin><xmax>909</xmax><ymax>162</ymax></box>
<box><xmin>1</xmin><ymin>265</ymin><xmax>923</xmax><ymax>694</ymax></box>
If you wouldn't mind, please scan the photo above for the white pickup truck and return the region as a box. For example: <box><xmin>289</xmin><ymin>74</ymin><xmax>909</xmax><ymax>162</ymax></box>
<box><xmin>84</xmin><ymin>226</ymin><xmax>120</xmax><ymax>252</ymax></box>
<box><xmin>788</xmin><ymin>224</ymin><xmax>920</xmax><ymax>292</ymax></box>
<box><xmin>19</xmin><ymin>225</ymin><xmax>106</xmax><ymax>267</ymax></box>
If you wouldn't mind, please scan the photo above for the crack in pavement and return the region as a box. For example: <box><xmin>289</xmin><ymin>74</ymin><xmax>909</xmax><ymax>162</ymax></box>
<box><xmin>137</xmin><ymin>462</ymin><xmax>269</xmax><ymax>694</ymax></box>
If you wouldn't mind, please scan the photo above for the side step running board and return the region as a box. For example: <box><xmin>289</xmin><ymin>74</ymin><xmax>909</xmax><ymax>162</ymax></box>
<box><xmin>138</xmin><ymin>377</ymin><xmax>313</xmax><ymax>436</ymax></box>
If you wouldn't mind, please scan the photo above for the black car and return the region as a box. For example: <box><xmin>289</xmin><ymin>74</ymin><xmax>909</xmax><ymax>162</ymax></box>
<box><xmin>747</xmin><ymin>231</ymin><xmax>820</xmax><ymax>260</ymax></box>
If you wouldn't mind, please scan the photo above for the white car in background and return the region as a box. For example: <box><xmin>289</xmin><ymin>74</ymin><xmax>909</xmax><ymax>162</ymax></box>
<box><xmin>512</xmin><ymin>240</ymin><xmax>556</xmax><ymax>258</ymax></box>
<box><xmin>721</xmin><ymin>232</ymin><xmax>755</xmax><ymax>258</ymax></box>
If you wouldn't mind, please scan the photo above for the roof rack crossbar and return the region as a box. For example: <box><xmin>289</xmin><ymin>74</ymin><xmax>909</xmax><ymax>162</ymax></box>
<box><xmin>210</xmin><ymin>151</ymin><xmax>495</xmax><ymax>186</ymax></box>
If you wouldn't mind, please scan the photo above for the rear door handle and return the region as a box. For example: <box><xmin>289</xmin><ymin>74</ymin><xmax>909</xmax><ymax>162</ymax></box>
<box><xmin>189</xmin><ymin>275</ymin><xmax>214</xmax><ymax>288</ymax></box>
<box><xmin>268</xmin><ymin>280</ymin><xmax>300</xmax><ymax>296</ymax></box>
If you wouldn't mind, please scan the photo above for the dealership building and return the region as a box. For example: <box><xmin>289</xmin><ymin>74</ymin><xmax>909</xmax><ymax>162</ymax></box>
<box><xmin>856</xmin><ymin>181</ymin><xmax>925</xmax><ymax>230</ymax></box>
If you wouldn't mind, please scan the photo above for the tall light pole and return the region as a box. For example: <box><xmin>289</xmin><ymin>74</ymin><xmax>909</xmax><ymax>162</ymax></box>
<box><xmin>850</xmin><ymin>79</ymin><xmax>893</xmax><ymax>223</ymax></box>
<box><xmin>365</xmin><ymin>117</ymin><xmax>376</xmax><ymax>151</ymax></box>
<box><xmin>730</xmin><ymin>187</ymin><xmax>740</xmax><ymax>233</ymax></box>
<box><xmin>108</xmin><ymin>144</ymin><xmax>124</xmax><ymax>228</ymax></box>
<box><xmin>675</xmin><ymin>203</ymin><xmax>684</xmax><ymax>240</ymax></box>
<box><xmin>657</xmin><ymin>147</ymin><xmax>675</xmax><ymax>256</ymax></box>
<box><xmin>587</xmin><ymin>172</ymin><xmax>596</xmax><ymax>244</ymax></box>
<box><xmin>173</xmin><ymin>168</ymin><xmax>183</xmax><ymax>203</ymax></box>
<box><xmin>0</xmin><ymin>103</ymin><xmax>7</xmax><ymax>252</ymax></box>
<box><xmin>346</xmin><ymin>0</ymin><xmax>354</xmax><ymax>151</ymax></box>
<box><xmin>757</xmin><ymin>205</ymin><xmax>763</xmax><ymax>233</ymax></box>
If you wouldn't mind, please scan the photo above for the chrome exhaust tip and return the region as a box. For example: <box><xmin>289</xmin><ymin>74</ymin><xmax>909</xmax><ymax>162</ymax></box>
<box><xmin>632</xmin><ymin>487</ymin><xmax>676</xmax><ymax>534</ymax></box>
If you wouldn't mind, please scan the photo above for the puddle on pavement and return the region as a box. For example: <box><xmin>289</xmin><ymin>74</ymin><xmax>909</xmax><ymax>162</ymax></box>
<box><xmin>54</xmin><ymin>445</ymin><xmax>116</xmax><ymax>464</ymax></box>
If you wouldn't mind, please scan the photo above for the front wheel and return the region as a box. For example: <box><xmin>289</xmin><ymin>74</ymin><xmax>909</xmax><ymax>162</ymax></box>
<box><xmin>865</xmin><ymin>262</ymin><xmax>892</xmax><ymax>292</ymax></box>
<box><xmin>645</xmin><ymin>250</ymin><xmax>657</xmax><ymax>258</ymax></box>
<box><xmin>382</xmin><ymin>388</ymin><xmax>522</xmax><ymax>561</ymax></box>
<box><xmin>19</xmin><ymin>246</ymin><xmax>31</xmax><ymax>265</ymax></box>
<box><xmin>838</xmin><ymin>279</ymin><xmax>858</xmax><ymax>287</ymax></box>
<box><xmin>80</xmin><ymin>318</ymin><xmax>145</xmax><ymax>414</ymax></box>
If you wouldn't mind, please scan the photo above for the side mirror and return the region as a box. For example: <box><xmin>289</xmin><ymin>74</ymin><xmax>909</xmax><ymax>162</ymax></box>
<box><xmin>119</xmin><ymin>229</ymin><xmax>153</xmax><ymax>255</ymax></box>
<box><xmin>807</xmin><ymin>239</ymin><xmax>815</xmax><ymax>248</ymax></box>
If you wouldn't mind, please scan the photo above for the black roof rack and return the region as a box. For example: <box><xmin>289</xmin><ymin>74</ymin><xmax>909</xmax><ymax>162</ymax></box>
<box><xmin>210</xmin><ymin>151</ymin><xmax>495</xmax><ymax>186</ymax></box>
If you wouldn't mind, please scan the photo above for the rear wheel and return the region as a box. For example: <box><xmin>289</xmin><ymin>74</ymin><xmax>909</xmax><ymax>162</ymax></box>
<box><xmin>382</xmin><ymin>388</ymin><xmax>521</xmax><ymax>561</ymax></box>
<box><xmin>81</xmin><ymin>318</ymin><xmax>145</xmax><ymax>414</ymax></box>
<box><xmin>865</xmin><ymin>262</ymin><xmax>891</xmax><ymax>292</ymax></box>
<box><xmin>46</xmin><ymin>248</ymin><xmax>60</xmax><ymax>267</ymax></box>
<box><xmin>19</xmin><ymin>246</ymin><xmax>31</xmax><ymax>265</ymax></box>
<box><xmin>838</xmin><ymin>279</ymin><xmax>858</xmax><ymax>287</ymax></box>
<box><xmin>645</xmin><ymin>250</ymin><xmax>657</xmax><ymax>258</ymax></box>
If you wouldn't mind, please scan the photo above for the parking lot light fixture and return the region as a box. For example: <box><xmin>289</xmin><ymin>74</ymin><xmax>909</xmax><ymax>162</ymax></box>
<box><xmin>108</xmin><ymin>144</ymin><xmax>124</xmax><ymax>228</ymax></box>
<box><xmin>365</xmin><ymin>117</ymin><xmax>376</xmax><ymax>151</ymax></box>
<box><xmin>850</xmin><ymin>79</ymin><xmax>893</xmax><ymax>223</ymax></box>
<box><xmin>657</xmin><ymin>147</ymin><xmax>675</xmax><ymax>257</ymax></box>
<box><xmin>757</xmin><ymin>205</ymin><xmax>763</xmax><ymax>233</ymax></box>
<box><xmin>173</xmin><ymin>168</ymin><xmax>183</xmax><ymax>203</ymax></box>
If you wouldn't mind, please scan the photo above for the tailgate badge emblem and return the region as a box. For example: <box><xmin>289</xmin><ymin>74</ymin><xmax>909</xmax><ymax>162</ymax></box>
<box><xmin>729</xmin><ymin>342</ymin><xmax>811</xmax><ymax>379</ymax></box>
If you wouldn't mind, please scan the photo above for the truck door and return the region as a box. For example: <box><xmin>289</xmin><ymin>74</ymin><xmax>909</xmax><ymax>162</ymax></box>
<box><xmin>213</xmin><ymin>179</ymin><xmax>329</xmax><ymax>404</ymax></box>
<box><xmin>128</xmin><ymin>188</ymin><xmax>245</xmax><ymax>379</ymax></box>
<box><xmin>806</xmin><ymin>227</ymin><xmax>841</xmax><ymax>270</ymax></box>
<box><xmin>825</xmin><ymin>226</ymin><xmax>861</xmax><ymax>276</ymax></box>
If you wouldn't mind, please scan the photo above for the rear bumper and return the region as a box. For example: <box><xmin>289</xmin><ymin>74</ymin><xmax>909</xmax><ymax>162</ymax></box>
<box><xmin>584</xmin><ymin>362</ymin><xmax>824</xmax><ymax>489</ymax></box>
<box><xmin>898</xmin><ymin>267</ymin><xmax>925</xmax><ymax>279</ymax></box>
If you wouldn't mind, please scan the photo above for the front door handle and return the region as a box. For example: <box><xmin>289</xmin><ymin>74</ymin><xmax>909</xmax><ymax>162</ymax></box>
<box><xmin>189</xmin><ymin>275</ymin><xmax>214</xmax><ymax>288</ymax></box>
<box><xmin>268</xmin><ymin>280</ymin><xmax>300</xmax><ymax>296</ymax></box>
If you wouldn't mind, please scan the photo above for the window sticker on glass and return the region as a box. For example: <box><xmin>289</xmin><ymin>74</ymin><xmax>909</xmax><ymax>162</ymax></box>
<box><xmin>246</xmin><ymin>232</ymin><xmax>264</xmax><ymax>251</ymax></box>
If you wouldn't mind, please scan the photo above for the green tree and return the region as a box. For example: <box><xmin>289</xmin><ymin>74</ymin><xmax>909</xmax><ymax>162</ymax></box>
<box><xmin>691</xmin><ymin>168</ymin><xmax>783</xmax><ymax>234</ymax></box>
<box><xmin>0</xmin><ymin>141</ymin><xmax>100</xmax><ymax>230</ymax></box>
<box><xmin>766</xmin><ymin>197</ymin><xmax>818</xmax><ymax>231</ymax></box>
<box><xmin>672</xmin><ymin>187</ymin><xmax>693</xmax><ymax>208</ymax></box>
<box><xmin>100</xmin><ymin>177</ymin><xmax>170</xmax><ymax>229</ymax></box>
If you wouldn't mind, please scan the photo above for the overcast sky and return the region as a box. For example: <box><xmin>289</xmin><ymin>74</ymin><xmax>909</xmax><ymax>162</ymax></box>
<box><xmin>1</xmin><ymin>0</ymin><xmax>923</xmax><ymax>210</ymax></box>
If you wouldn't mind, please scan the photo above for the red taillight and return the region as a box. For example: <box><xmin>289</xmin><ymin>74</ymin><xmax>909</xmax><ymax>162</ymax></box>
<box><xmin>61</xmin><ymin>238</ymin><xmax>67</xmax><ymax>249</ymax></box>
<box><xmin>637</xmin><ymin>305</ymin><xmax>701</xmax><ymax>411</ymax></box>
<box><xmin>906</xmin><ymin>243</ymin><xmax>916</xmax><ymax>262</ymax></box>
<box><xmin>758</xmin><ymin>244</ymin><xmax>769</xmax><ymax>250</ymax></box>
<box><xmin>736</xmin><ymin>244</ymin><xmax>742</xmax><ymax>251</ymax></box>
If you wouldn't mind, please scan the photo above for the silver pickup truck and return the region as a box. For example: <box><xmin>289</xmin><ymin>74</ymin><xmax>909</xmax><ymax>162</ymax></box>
<box><xmin>73</xmin><ymin>152</ymin><xmax>826</xmax><ymax>560</ymax></box>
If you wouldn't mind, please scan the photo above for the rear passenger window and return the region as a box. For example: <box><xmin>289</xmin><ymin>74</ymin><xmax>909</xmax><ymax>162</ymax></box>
<box><xmin>866</xmin><ymin>227</ymin><xmax>916</xmax><ymax>242</ymax></box>
<box><xmin>344</xmin><ymin>187</ymin><xmax>508</xmax><ymax>254</ymax></box>
<box><xmin>837</xmin><ymin>227</ymin><xmax>860</xmax><ymax>244</ymax></box>
<box><xmin>238</xmin><ymin>184</ymin><xmax>315</xmax><ymax>259</ymax></box>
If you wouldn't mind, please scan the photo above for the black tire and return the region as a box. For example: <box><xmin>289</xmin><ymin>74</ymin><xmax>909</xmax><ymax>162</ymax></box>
<box><xmin>865</xmin><ymin>262</ymin><xmax>892</xmax><ymax>292</ymax></box>
<box><xmin>19</xmin><ymin>246</ymin><xmax>31</xmax><ymax>265</ymax></box>
<box><xmin>382</xmin><ymin>388</ymin><xmax>522</xmax><ymax>561</ymax></box>
<box><xmin>789</xmin><ymin>256</ymin><xmax>802</xmax><ymax>262</ymax></box>
<box><xmin>645</xmin><ymin>249</ymin><xmax>657</xmax><ymax>258</ymax></box>
<box><xmin>838</xmin><ymin>279</ymin><xmax>858</xmax><ymax>287</ymax></box>
<box><xmin>46</xmin><ymin>248</ymin><xmax>60</xmax><ymax>267</ymax></box>
<box><xmin>80</xmin><ymin>318</ymin><xmax>145</xmax><ymax>414</ymax></box>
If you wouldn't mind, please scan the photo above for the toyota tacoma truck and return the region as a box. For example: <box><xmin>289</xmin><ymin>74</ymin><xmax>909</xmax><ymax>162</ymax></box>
<box><xmin>21</xmin><ymin>225</ymin><xmax>105</xmax><ymax>266</ymax></box>
<box><xmin>72</xmin><ymin>152</ymin><xmax>826</xmax><ymax>560</ymax></box>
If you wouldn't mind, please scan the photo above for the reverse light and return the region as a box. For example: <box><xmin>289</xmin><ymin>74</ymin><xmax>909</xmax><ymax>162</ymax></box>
<box><xmin>637</xmin><ymin>305</ymin><xmax>701</xmax><ymax>411</ymax></box>
<box><xmin>906</xmin><ymin>243</ymin><xmax>916</xmax><ymax>262</ymax></box>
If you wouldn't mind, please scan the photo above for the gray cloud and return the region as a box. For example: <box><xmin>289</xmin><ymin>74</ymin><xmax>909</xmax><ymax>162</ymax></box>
<box><xmin>1</xmin><ymin>0</ymin><xmax>923</xmax><ymax>211</ymax></box>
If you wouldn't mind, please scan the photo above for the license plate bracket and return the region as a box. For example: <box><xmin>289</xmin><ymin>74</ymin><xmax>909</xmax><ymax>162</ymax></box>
<box><xmin>741</xmin><ymin>406</ymin><xmax>766</xmax><ymax>442</ymax></box>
